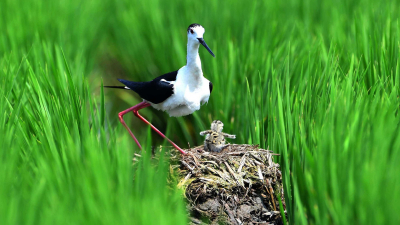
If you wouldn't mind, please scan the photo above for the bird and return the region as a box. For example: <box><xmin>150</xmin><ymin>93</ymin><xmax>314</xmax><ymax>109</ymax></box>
<box><xmin>200</xmin><ymin>120</ymin><xmax>236</xmax><ymax>152</ymax></box>
<box><xmin>105</xmin><ymin>24</ymin><xmax>215</xmax><ymax>155</ymax></box>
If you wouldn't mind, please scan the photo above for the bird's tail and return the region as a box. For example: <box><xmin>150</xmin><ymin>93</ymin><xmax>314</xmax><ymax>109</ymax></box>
<box><xmin>104</xmin><ymin>79</ymin><xmax>144</xmax><ymax>90</ymax></box>
<box><xmin>103</xmin><ymin>85</ymin><xmax>129</xmax><ymax>89</ymax></box>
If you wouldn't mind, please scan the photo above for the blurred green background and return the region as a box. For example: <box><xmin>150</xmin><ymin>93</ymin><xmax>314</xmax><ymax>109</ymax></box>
<box><xmin>1</xmin><ymin>0</ymin><xmax>400</xmax><ymax>224</ymax></box>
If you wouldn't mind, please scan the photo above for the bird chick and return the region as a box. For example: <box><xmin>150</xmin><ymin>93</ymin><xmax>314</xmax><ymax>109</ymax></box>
<box><xmin>200</xmin><ymin>120</ymin><xmax>236</xmax><ymax>152</ymax></box>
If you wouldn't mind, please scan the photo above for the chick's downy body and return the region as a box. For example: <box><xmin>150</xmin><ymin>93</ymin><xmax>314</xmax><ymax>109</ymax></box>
<box><xmin>200</xmin><ymin>120</ymin><xmax>236</xmax><ymax>152</ymax></box>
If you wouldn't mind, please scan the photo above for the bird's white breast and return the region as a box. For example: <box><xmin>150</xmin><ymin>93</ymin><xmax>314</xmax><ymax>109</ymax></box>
<box><xmin>149</xmin><ymin>66</ymin><xmax>210</xmax><ymax>117</ymax></box>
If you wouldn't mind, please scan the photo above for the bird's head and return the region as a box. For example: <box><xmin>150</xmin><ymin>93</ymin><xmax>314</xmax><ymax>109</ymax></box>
<box><xmin>187</xmin><ymin>23</ymin><xmax>215</xmax><ymax>57</ymax></box>
<box><xmin>211</xmin><ymin>120</ymin><xmax>224</xmax><ymax>132</ymax></box>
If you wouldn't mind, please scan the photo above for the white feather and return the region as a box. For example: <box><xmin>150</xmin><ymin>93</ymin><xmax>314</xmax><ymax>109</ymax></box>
<box><xmin>147</xmin><ymin>25</ymin><xmax>211</xmax><ymax>117</ymax></box>
<box><xmin>149</xmin><ymin>66</ymin><xmax>211</xmax><ymax>117</ymax></box>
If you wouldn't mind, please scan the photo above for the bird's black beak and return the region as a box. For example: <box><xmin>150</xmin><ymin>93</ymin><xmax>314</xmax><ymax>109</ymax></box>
<box><xmin>197</xmin><ymin>38</ymin><xmax>215</xmax><ymax>57</ymax></box>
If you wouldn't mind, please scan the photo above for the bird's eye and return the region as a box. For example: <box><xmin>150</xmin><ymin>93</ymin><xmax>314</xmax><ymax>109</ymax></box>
<box><xmin>190</xmin><ymin>29</ymin><xmax>194</xmax><ymax>34</ymax></box>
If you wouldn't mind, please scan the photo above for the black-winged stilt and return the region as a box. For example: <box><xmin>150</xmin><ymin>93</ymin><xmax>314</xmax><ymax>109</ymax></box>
<box><xmin>105</xmin><ymin>24</ymin><xmax>215</xmax><ymax>154</ymax></box>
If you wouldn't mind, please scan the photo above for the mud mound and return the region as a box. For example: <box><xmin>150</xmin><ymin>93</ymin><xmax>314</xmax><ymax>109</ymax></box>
<box><xmin>172</xmin><ymin>144</ymin><xmax>286</xmax><ymax>225</ymax></box>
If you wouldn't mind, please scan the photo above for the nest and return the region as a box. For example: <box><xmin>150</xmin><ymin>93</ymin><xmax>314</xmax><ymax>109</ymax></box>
<box><xmin>171</xmin><ymin>144</ymin><xmax>286</xmax><ymax>225</ymax></box>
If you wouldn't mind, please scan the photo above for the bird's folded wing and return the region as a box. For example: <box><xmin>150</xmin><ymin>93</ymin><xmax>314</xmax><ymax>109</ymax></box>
<box><xmin>221</xmin><ymin>133</ymin><xmax>236</xmax><ymax>139</ymax></box>
<box><xmin>200</xmin><ymin>130</ymin><xmax>213</xmax><ymax>136</ymax></box>
<box><xmin>140</xmin><ymin>79</ymin><xmax>175</xmax><ymax>104</ymax></box>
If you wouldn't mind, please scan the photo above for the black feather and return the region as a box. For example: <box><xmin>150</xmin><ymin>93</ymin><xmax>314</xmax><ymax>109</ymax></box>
<box><xmin>187</xmin><ymin>23</ymin><xmax>201</xmax><ymax>33</ymax></box>
<box><xmin>103</xmin><ymin>86</ymin><xmax>127</xmax><ymax>89</ymax></box>
<box><xmin>116</xmin><ymin>70</ymin><xmax>178</xmax><ymax>104</ymax></box>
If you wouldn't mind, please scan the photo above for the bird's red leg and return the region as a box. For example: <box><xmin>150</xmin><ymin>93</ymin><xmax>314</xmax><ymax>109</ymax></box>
<box><xmin>133</xmin><ymin>103</ymin><xmax>187</xmax><ymax>155</ymax></box>
<box><xmin>118</xmin><ymin>102</ymin><xmax>150</xmax><ymax>149</ymax></box>
<box><xmin>119</xmin><ymin>101</ymin><xmax>187</xmax><ymax>154</ymax></box>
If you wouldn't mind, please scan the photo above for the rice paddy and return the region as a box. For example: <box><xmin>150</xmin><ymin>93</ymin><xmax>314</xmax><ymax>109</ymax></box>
<box><xmin>1</xmin><ymin>0</ymin><xmax>400</xmax><ymax>224</ymax></box>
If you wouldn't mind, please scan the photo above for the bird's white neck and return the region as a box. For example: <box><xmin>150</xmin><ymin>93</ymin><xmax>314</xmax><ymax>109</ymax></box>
<box><xmin>186</xmin><ymin>40</ymin><xmax>202</xmax><ymax>73</ymax></box>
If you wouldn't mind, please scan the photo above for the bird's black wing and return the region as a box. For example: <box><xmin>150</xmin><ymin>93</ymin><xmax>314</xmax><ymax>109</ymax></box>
<box><xmin>117</xmin><ymin>70</ymin><xmax>178</xmax><ymax>104</ymax></box>
<box><xmin>152</xmin><ymin>70</ymin><xmax>178</xmax><ymax>82</ymax></box>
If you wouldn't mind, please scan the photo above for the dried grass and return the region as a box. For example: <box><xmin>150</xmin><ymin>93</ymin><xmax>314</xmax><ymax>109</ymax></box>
<box><xmin>171</xmin><ymin>144</ymin><xmax>286</xmax><ymax>225</ymax></box>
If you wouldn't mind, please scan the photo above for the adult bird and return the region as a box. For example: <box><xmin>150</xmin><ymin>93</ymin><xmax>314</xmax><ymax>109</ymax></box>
<box><xmin>105</xmin><ymin>24</ymin><xmax>215</xmax><ymax>154</ymax></box>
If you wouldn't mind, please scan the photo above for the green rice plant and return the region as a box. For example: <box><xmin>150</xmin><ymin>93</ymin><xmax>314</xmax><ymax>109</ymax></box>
<box><xmin>1</xmin><ymin>0</ymin><xmax>400</xmax><ymax>224</ymax></box>
<box><xmin>0</xmin><ymin>44</ymin><xmax>187</xmax><ymax>224</ymax></box>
